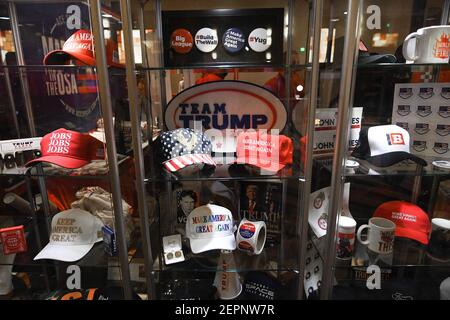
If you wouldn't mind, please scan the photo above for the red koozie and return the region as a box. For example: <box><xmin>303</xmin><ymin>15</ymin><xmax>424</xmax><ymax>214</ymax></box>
<box><xmin>0</xmin><ymin>225</ymin><xmax>27</xmax><ymax>255</ymax></box>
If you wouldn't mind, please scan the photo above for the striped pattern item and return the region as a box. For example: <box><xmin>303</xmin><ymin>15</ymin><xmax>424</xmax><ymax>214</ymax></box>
<box><xmin>155</xmin><ymin>128</ymin><xmax>216</xmax><ymax>173</ymax></box>
<box><xmin>163</xmin><ymin>154</ymin><xmax>215</xmax><ymax>172</ymax></box>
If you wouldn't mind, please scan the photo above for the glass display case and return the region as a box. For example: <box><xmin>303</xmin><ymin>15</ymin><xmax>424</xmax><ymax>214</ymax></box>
<box><xmin>2</xmin><ymin>0</ymin><xmax>448</xmax><ymax>301</ymax></box>
<box><xmin>1</xmin><ymin>0</ymin><xmax>328</xmax><ymax>300</ymax></box>
<box><xmin>0</xmin><ymin>0</ymin><xmax>136</xmax><ymax>300</ymax></box>
<box><xmin>318</xmin><ymin>0</ymin><xmax>450</xmax><ymax>300</ymax></box>
<box><xmin>121</xmin><ymin>0</ymin><xmax>325</xmax><ymax>300</ymax></box>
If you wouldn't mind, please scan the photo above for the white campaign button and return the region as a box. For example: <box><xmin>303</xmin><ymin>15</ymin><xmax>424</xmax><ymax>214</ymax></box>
<box><xmin>248</xmin><ymin>28</ymin><xmax>272</xmax><ymax>52</ymax></box>
<box><xmin>195</xmin><ymin>28</ymin><xmax>218</xmax><ymax>53</ymax></box>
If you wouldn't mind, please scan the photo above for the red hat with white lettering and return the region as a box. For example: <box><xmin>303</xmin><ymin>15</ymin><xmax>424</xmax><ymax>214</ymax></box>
<box><xmin>25</xmin><ymin>128</ymin><xmax>105</xmax><ymax>169</ymax></box>
<box><xmin>373</xmin><ymin>200</ymin><xmax>431</xmax><ymax>244</ymax></box>
<box><xmin>236</xmin><ymin>130</ymin><xmax>293</xmax><ymax>174</ymax></box>
<box><xmin>43</xmin><ymin>29</ymin><xmax>123</xmax><ymax>68</ymax></box>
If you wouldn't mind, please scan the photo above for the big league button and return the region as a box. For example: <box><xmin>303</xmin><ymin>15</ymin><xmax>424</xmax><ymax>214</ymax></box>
<box><xmin>170</xmin><ymin>29</ymin><xmax>193</xmax><ymax>54</ymax></box>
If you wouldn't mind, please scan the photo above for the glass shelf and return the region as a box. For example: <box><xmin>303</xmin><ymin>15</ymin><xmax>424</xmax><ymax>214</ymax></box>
<box><xmin>151</xmin><ymin>245</ymin><xmax>298</xmax><ymax>273</ymax></box>
<box><xmin>344</xmin><ymin>156</ymin><xmax>450</xmax><ymax>177</ymax></box>
<box><xmin>314</xmin><ymin>156</ymin><xmax>450</xmax><ymax>177</ymax></box>
<box><xmin>0</xmin><ymin>65</ymin><xmax>96</xmax><ymax>70</ymax></box>
<box><xmin>136</xmin><ymin>63</ymin><xmax>311</xmax><ymax>72</ymax></box>
<box><xmin>0</xmin><ymin>64</ymin><xmax>126</xmax><ymax>72</ymax></box>
<box><xmin>357</xmin><ymin>62</ymin><xmax>450</xmax><ymax>69</ymax></box>
<box><xmin>0</xmin><ymin>155</ymin><xmax>130</xmax><ymax>178</ymax></box>
<box><xmin>335</xmin><ymin>258</ymin><xmax>450</xmax><ymax>269</ymax></box>
<box><xmin>144</xmin><ymin>163</ymin><xmax>305</xmax><ymax>182</ymax></box>
<box><xmin>1</xmin><ymin>243</ymin><xmax>140</xmax><ymax>269</ymax></box>
<box><xmin>333</xmin><ymin>264</ymin><xmax>450</xmax><ymax>280</ymax></box>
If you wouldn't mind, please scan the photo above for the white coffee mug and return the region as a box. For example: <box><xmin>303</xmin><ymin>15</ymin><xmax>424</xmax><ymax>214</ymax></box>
<box><xmin>403</xmin><ymin>25</ymin><xmax>450</xmax><ymax>64</ymax></box>
<box><xmin>357</xmin><ymin>217</ymin><xmax>396</xmax><ymax>254</ymax></box>
<box><xmin>432</xmin><ymin>218</ymin><xmax>450</xmax><ymax>231</ymax></box>
<box><xmin>336</xmin><ymin>216</ymin><xmax>357</xmax><ymax>259</ymax></box>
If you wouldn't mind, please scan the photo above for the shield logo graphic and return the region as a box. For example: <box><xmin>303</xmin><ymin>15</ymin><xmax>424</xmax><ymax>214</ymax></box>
<box><xmin>416</xmin><ymin>105</ymin><xmax>432</xmax><ymax>117</ymax></box>
<box><xmin>419</xmin><ymin>87</ymin><xmax>434</xmax><ymax>99</ymax></box>
<box><xmin>397</xmin><ymin>104</ymin><xmax>411</xmax><ymax>116</ymax></box>
<box><xmin>441</xmin><ymin>87</ymin><xmax>450</xmax><ymax>99</ymax></box>
<box><xmin>412</xmin><ymin>140</ymin><xmax>427</xmax><ymax>152</ymax></box>
<box><xmin>396</xmin><ymin>122</ymin><xmax>409</xmax><ymax>131</ymax></box>
<box><xmin>399</xmin><ymin>88</ymin><xmax>413</xmax><ymax>99</ymax></box>
<box><xmin>438</xmin><ymin>106</ymin><xmax>450</xmax><ymax>118</ymax></box>
<box><xmin>397</xmin><ymin>105</ymin><xmax>411</xmax><ymax>116</ymax></box>
<box><xmin>436</xmin><ymin>125</ymin><xmax>450</xmax><ymax>136</ymax></box>
<box><xmin>414</xmin><ymin>123</ymin><xmax>430</xmax><ymax>135</ymax></box>
<box><xmin>433</xmin><ymin>142</ymin><xmax>449</xmax><ymax>154</ymax></box>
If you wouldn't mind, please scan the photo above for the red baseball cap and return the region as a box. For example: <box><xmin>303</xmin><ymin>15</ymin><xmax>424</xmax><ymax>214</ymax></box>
<box><xmin>236</xmin><ymin>131</ymin><xmax>293</xmax><ymax>174</ymax></box>
<box><xmin>373</xmin><ymin>200</ymin><xmax>431</xmax><ymax>245</ymax></box>
<box><xmin>25</xmin><ymin>128</ymin><xmax>105</xmax><ymax>169</ymax></box>
<box><xmin>43</xmin><ymin>29</ymin><xmax>124</xmax><ymax>68</ymax></box>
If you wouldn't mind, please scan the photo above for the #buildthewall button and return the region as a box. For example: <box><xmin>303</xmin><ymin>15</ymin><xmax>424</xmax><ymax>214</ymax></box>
<box><xmin>170</xmin><ymin>29</ymin><xmax>193</xmax><ymax>54</ymax></box>
<box><xmin>248</xmin><ymin>28</ymin><xmax>272</xmax><ymax>52</ymax></box>
<box><xmin>195</xmin><ymin>27</ymin><xmax>218</xmax><ymax>53</ymax></box>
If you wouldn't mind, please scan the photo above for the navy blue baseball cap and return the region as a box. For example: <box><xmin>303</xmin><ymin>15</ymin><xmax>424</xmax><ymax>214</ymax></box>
<box><xmin>243</xmin><ymin>271</ymin><xmax>283</xmax><ymax>300</ymax></box>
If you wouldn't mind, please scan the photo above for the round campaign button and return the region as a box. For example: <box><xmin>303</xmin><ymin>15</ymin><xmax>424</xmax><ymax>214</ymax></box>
<box><xmin>195</xmin><ymin>27</ymin><xmax>218</xmax><ymax>53</ymax></box>
<box><xmin>239</xmin><ymin>223</ymin><xmax>256</xmax><ymax>239</ymax></box>
<box><xmin>248</xmin><ymin>28</ymin><xmax>272</xmax><ymax>52</ymax></box>
<box><xmin>222</xmin><ymin>27</ymin><xmax>245</xmax><ymax>53</ymax></box>
<box><xmin>170</xmin><ymin>29</ymin><xmax>193</xmax><ymax>54</ymax></box>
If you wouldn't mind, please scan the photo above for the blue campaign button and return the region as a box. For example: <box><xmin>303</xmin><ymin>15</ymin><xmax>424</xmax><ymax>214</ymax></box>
<box><xmin>222</xmin><ymin>28</ymin><xmax>245</xmax><ymax>53</ymax></box>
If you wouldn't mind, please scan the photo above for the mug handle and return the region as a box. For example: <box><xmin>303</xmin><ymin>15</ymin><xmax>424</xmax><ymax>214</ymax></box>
<box><xmin>357</xmin><ymin>224</ymin><xmax>370</xmax><ymax>245</ymax></box>
<box><xmin>403</xmin><ymin>32</ymin><xmax>420</xmax><ymax>61</ymax></box>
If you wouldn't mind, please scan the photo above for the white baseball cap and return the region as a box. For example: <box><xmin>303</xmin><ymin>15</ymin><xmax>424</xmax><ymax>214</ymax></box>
<box><xmin>186</xmin><ymin>204</ymin><xmax>236</xmax><ymax>254</ymax></box>
<box><xmin>352</xmin><ymin>125</ymin><xmax>427</xmax><ymax>167</ymax></box>
<box><xmin>34</xmin><ymin>208</ymin><xmax>104</xmax><ymax>262</ymax></box>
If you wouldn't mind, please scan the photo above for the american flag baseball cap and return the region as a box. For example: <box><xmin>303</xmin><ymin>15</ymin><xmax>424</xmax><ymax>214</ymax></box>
<box><xmin>154</xmin><ymin>128</ymin><xmax>216</xmax><ymax>172</ymax></box>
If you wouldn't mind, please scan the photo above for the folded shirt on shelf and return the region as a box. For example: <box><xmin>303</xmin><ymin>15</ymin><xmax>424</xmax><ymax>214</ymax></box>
<box><xmin>71</xmin><ymin>186</ymin><xmax>135</xmax><ymax>246</ymax></box>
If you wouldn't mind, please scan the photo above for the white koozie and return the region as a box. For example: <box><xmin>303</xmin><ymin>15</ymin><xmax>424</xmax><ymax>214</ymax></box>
<box><xmin>214</xmin><ymin>250</ymin><xmax>242</xmax><ymax>300</ymax></box>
